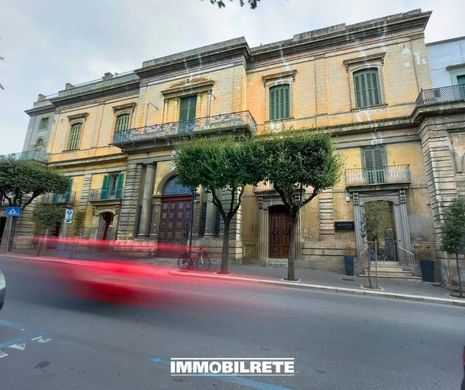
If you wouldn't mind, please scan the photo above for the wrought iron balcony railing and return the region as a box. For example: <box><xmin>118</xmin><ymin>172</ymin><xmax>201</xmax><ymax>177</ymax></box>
<box><xmin>89</xmin><ymin>188</ymin><xmax>122</xmax><ymax>202</ymax></box>
<box><xmin>415</xmin><ymin>84</ymin><xmax>465</xmax><ymax>106</ymax></box>
<box><xmin>43</xmin><ymin>192</ymin><xmax>75</xmax><ymax>204</ymax></box>
<box><xmin>0</xmin><ymin>150</ymin><xmax>49</xmax><ymax>162</ymax></box>
<box><xmin>113</xmin><ymin>111</ymin><xmax>257</xmax><ymax>146</ymax></box>
<box><xmin>345</xmin><ymin>165</ymin><xmax>411</xmax><ymax>187</ymax></box>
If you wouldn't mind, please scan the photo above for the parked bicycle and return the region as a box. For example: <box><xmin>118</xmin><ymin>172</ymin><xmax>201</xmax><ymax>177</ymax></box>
<box><xmin>177</xmin><ymin>247</ymin><xmax>211</xmax><ymax>270</ymax></box>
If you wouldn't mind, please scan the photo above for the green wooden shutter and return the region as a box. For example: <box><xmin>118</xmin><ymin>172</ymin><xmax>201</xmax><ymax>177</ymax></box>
<box><xmin>65</xmin><ymin>178</ymin><xmax>73</xmax><ymax>202</ymax></box>
<box><xmin>101</xmin><ymin>175</ymin><xmax>109</xmax><ymax>200</ymax></box>
<box><xmin>269</xmin><ymin>85</ymin><xmax>290</xmax><ymax>120</ymax></box>
<box><xmin>115</xmin><ymin>173</ymin><xmax>124</xmax><ymax>199</ymax></box>
<box><xmin>68</xmin><ymin>123</ymin><xmax>82</xmax><ymax>150</ymax></box>
<box><xmin>270</xmin><ymin>87</ymin><xmax>276</xmax><ymax>120</ymax></box>
<box><xmin>115</xmin><ymin>114</ymin><xmax>130</xmax><ymax>132</ymax></box>
<box><xmin>363</xmin><ymin>147</ymin><xmax>385</xmax><ymax>184</ymax></box>
<box><xmin>458</xmin><ymin>75</ymin><xmax>465</xmax><ymax>99</ymax></box>
<box><xmin>354</xmin><ymin>69</ymin><xmax>381</xmax><ymax>108</ymax></box>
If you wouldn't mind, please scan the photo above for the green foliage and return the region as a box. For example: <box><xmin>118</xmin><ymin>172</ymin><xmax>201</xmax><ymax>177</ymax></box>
<box><xmin>33</xmin><ymin>204</ymin><xmax>65</xmax><ymax>231</ymax></box>
<box><xmin>256</xmin><ymin>132</ymin><xmax>343</xmax><ymax>216</ymax></box>
<box><xmin>0</xmin><ymin>158</ymin><xmax>68</xmax><ymax>210</ymax></box>
<box><xmin>175</xmin><ymin>136</ymin><xmax>263</xmax><ymax>218</ymax></box>
<box><xmin>441</xmin><ymin>197</ymin><xmax>465</xmax><ymax>255</ymax></box>
<box><xmin>70</xmin><ymin>209</ymin><xmax>86</xmax><ymax>236</ymax></box>
<box><xmin>208</xmin><ymin>0</ymin><xmax>259</xmax><ymax>9</ymax></box>
<box><xmin>362</xmin><ymin>201</ymin><xmax>391</xmax><ymax>242</ymax></box>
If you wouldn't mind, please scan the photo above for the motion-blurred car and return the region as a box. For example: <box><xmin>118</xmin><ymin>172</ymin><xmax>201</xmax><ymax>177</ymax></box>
<box><xmin>0</xmin><ymin>268</ymin><xmax>5</xmax><ymax>310</ymax></box>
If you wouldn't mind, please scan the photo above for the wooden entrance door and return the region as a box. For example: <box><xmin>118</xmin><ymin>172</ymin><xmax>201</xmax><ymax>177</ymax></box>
<box><xmin>158</xmin><ymin>195</ymin><xmax>192</xmax><ymax>256</ymax></box>
<box><xmin>269</xmin><ymin>206</ymin><xmax>292</xmax><ymax>258</ymax></box>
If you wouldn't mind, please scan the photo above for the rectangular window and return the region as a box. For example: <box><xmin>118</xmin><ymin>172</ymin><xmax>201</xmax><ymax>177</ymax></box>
<box><xmin>179</xmin><ymin>95</ymin><xmax>197</xmax><ymax>135</ymax></box>
<box><xmin>363</xmin><ymin>147</ymin><xmax>386</xmax><ymax>184</ymax></box>
<box><xmin>67</xmin><ymin>123</ymin><xmax>82</xmax><ymax>150</ymax></box>
<box><xmin>115</xmin><ymin>114</ymin><xmax>130</xmax><ymax>132</ymax></box>
<box><xmin>101</xmin><ymin>173</ymin><xmax>124</xmax><ymax>200</ymax></box>
<box><xmin>269</xmin><ymin>84</ymin><xmax>290</xmax><ymax>121</ymax></box>
<box><xmin>39</xmin><ymin>117</ymin><xmax>49</xmax><ymax>130</ymax></box>
<box><xmin>457</xmin><ymin>75</ymin><xmax>465</xmax><ymax>99</ymax></box>
<box><xmin>354</xmin><ymin>69</ymin><xmax>381</xmax><ymax>108</ymax></box>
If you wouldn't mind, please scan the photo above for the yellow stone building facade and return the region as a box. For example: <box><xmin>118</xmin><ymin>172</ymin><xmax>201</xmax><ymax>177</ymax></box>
<box><xmin>19</xmin><ymin>9</ymin><xmax>465</xmax><ymax>283</ymax></box>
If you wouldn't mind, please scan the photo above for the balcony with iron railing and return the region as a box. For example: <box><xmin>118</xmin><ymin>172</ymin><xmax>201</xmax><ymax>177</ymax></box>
<box><xmin>0</xmin><ymin>150</ymin><xmax>49</xmax><ymax>162</ymax></box>
<box><xmin>43</xmin><ymin>192</ymin><xmax>75</xmax><ymax>205</ymax></box>
<box><xmin>415</xmin><ymin>84</ymin><xmax>465</xmax><ymax>107</ymax></box>
<box><xmin>89</xmin><ymin>188</ymin><xmax>122</xmax><ymax>202</ymax></box>
<box><xmin>113</xmin><ymin>111</ymin><xmax>257</xmax><ymax>147</ymax></box>
<box><xmin>345</xmin><ymin>165</ymin><xmax>411</xmax><ymax>188</ymax></box>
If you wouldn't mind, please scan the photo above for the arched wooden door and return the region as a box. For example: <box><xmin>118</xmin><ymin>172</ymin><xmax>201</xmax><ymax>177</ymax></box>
<box><xmin>268</xmin><ymin>206</ymin><xmax>292</xmax><ymax>259</ymax></box>
<box><xmin>158</xmin><ymin>176</ymin><xmax>192</xmax><ymax>256</ymax></box>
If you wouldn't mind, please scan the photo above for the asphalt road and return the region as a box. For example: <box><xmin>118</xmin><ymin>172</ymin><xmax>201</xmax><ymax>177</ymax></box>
<box><xmin>0</xmin><ymin>254</ymin><xmax>464</xmax><ymax>390</ymax></box>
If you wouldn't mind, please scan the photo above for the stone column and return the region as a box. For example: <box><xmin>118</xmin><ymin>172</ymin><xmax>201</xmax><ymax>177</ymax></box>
<box><xmin>138</xmin><ymin>163</ymin><xmax>156</xmax><ymax>238</ymax></box>
<box><xmin>204</xmin><ymin>190</ymin><xmax>218</xmax><ymax>237</ymax></box>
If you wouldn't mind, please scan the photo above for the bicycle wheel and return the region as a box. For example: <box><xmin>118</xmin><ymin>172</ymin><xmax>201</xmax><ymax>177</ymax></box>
<box><xmin>195</xmin><ymin>254</ymin><xmax>211</xmax><ymax>271</ymax></box>
<box><xmin>177</xmin><ymin>253</ymin><xmax>191</xmax><ymax>270</ymax></box>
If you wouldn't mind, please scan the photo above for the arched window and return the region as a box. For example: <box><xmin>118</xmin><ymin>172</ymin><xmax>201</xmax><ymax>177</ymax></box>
<box><xmin>115</xmin><ymin>113</ymin><xmax>130</xmax><ymax>132</ymax></box>
<box><xmin>354</xmin><ymin>69</ymin><xmax>381</xmax><ymax>108</ymax></box>
<box><xmin>68</xmin><ymin>122</ymin><xmax>82</xmax><ymax>150</ymax></box>
<box><xmin>269</xmin><ymin>84</ymin><xmax>290</xmax><ymax>120</ymax></box>
<box><xmin>162</xmin><ymin>176</ymin><xmax>192</xmax><ymax>196</ymax></box>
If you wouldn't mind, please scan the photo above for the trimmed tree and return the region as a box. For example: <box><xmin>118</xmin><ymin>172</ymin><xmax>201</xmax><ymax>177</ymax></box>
<box><xmin>361</xmin><ymin>201</ymin><xmax>391</xmax><ymax>288</ymax></box>
<box><xmin>257</xmin><ymin>132</ymin><xmax>343</xmax><ymax>281</ymax></box>
<box><xmin>175</xmin><ymin>136</ymin><xmax>264</xmax><ymax>274</ymax></box>
<box><xmin>33</xmin><ymin>204</ymin><xmax>65</xmax><ymax>255</ymax></box>
<box><xmin>441</xmin><ymin>197</ymin><xmax>465</xmax><ymax>297</ymax></box>
<box><xmin>0</xmin><ymin>158</ymin><xmax>68</xmax><ymax>249</ymax></box>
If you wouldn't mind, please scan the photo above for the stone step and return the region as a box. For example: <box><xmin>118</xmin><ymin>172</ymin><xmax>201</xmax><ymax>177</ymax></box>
<box><xmin>359</xmin><ymin>273</ymin><xmax>422</xmax><ymax>280</ymax></box>
<box><xmin>363</xmin><ymin>271</ymin><xmax>413</xmax><ymax>277</ymax></box>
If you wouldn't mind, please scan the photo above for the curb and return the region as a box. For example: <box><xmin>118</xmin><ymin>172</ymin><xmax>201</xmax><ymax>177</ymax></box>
<box><xmin>168</xmin><ymin>270</ymin><xmax>465</xmax><ymax>308</ymax></box>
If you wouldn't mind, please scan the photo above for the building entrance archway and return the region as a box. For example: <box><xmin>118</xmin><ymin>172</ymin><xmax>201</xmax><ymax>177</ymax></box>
<box><xmin>158</xmin><ymin>176</ymin><xmax>193</xmax><ymax>256</ymax></box>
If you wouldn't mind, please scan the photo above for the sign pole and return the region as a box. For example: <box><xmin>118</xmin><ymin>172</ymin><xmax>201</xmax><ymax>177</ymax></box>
<box><xmin>4</xmin><ymin>217</ymin><xmax>13</xmax><ymax>254</ymax></box>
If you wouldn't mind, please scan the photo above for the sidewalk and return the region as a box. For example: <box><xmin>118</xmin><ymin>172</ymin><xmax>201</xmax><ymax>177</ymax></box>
<box><xmin>141</xmin><ymin>257</ymin><xmax>465</xmax><ymax>307</ymax></box>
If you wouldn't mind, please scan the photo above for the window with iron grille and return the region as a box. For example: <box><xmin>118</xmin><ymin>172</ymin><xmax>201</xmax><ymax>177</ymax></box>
<box><xmin>67</xmin><ymin>123</ymin><xmax>82</xmax><ymax>150</ymax></box>
<box><xmin>354</xmin><ymin>69</ymin><xmax>382</xmax><ymax>108</ymax></box>
<box><xmin>114</xmin><ymin>114</ymin><xmax>130</xmax><ymax>132</ymax></box>
<box><xmin>269</xmin><ymin>84</ymin><xmax>290</xmax><ymax>120</ymax></box>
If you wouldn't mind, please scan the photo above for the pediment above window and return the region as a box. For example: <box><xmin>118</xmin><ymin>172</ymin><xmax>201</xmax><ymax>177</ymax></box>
<box><xmin>343</xmin><ymin>53</ymin><xmax>386</xmax><ymax>71</ymax></box>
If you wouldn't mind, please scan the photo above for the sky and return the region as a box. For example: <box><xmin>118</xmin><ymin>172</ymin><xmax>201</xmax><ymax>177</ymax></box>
<box><xmin>0</xmin><ymin>0</ymin><xmax>463</xmax><ymax>155</ymax></box>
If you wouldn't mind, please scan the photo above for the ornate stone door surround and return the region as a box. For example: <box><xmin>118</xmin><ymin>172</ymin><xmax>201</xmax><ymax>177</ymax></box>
<box><xmin>352</xmin><ymin>189</ymin><xmax>413</xmax><ymax>265</ymax></box>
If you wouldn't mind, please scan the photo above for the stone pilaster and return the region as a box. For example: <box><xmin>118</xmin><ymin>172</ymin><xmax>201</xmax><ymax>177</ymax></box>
<box><xmin>319</xmin><ymin>189</ymin><xmax>335</xmax><ymax>240</ymax></box>
<box><xmin>204</xmin><ymin>190</ymin><xmax>218</xmax><ymax>237</ymax></box>
<box><xmin>138</xmin><ymin>163</ymin><xmax>156</xmax><ymax>238</ymax></box>
<box><xmin>79</xmin><ymin>173</ymin><xmax>92</xmax><ymax>210</ymax></box>
<box><xmin>117</xmin><ymin>162</ymin><xmax>143</xmax><ymax>240</ymax></box>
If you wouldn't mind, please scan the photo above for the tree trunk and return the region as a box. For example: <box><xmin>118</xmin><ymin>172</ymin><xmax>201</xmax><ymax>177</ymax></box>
<box><xmin>219</xmin><ymin>218</ymin><xmax>231</xmax><ymax>274</ymax></box>
<box><xmin>456</xmin><ymin>253</ymin><xmax>463</xmax><ymax>298</ymax></box>
<box><xmin>286</xmin><ymin>213</ymin><xmax>298</xmax><ymax>281</ymax></box>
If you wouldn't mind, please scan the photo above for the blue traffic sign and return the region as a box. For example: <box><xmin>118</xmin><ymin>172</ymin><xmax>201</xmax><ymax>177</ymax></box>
<box><xmin>6</xmin><ymin>207</ymin><xmax>21</xmax><ymax>217</ymax></box>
